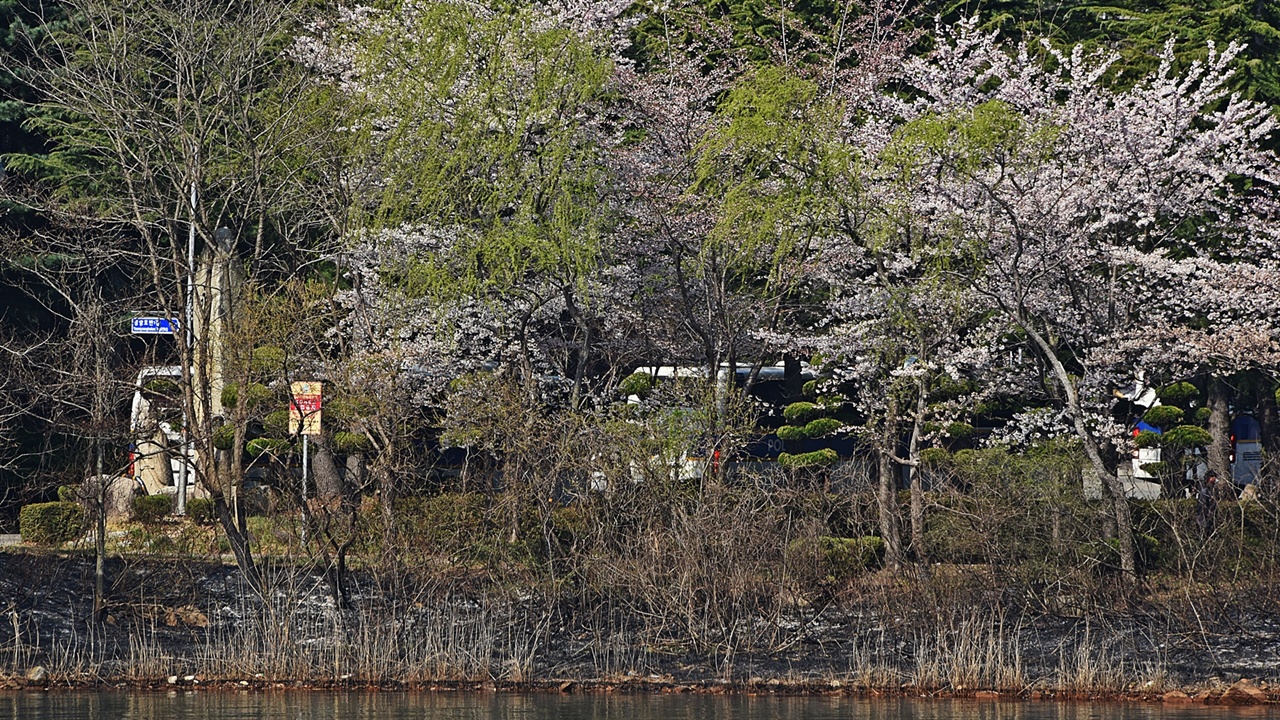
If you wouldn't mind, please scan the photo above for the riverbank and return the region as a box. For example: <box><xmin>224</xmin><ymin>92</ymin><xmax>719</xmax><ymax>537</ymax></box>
<box><xmin>3</xmin><ymin>549</ymin><xmax>1278</xmax><ymax>700</ymax></box>
<box><xmin>0</xmin><ymin>675</ymin><xmax>1276</xmax><ymax>706</ymax></box>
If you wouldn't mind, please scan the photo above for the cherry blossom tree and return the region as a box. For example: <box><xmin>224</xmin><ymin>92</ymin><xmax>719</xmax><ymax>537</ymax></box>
<box><xmin>884</xmin><ymin>19</ymin><xmax>1280</xmax><ymax>580</ymax></box>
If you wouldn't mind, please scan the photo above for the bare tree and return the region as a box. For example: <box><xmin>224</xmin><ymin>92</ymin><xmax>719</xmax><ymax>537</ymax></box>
<box><xmin>11</xmin><ymin>0</ymin><xmax>347</xmax><ymax>592</ymax></box>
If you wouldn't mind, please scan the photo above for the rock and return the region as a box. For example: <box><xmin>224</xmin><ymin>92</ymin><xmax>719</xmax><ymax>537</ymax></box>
<box><xmin>81</xmin><ymin>474</ymin><xmax>141</xmax><ymax>523</ymax></box>
<box><xmin>974</xmin><ymin>691</ymin><xmax>999</xmax><ymax>698</ymax></box>
<box><xmin>183</xmin><ymin>675</ymin><xmax>196</xmax><ymax>683</ymax></box>
<box><xmin>1162</xmin><ymin>691</ymin><xmax>1191</xmax><ymax>703</ymax></box>
<box><xmin>163</xmin><ymin>605</ymin><xmax>209</xmax><ymax>628</ymax></box>
<box><xmin>558</xmin><ymin>680</ymin><xmax>575</xmax><ymax>693</ymax></box>
<box><xmin>24</xmin><ymin>666</ymin><xmax>47</xmax><ymax>684</ymax></box>
<box><xmin>1222</xmin><ymin>681</ymin><xmax>1268</xmax><ymax>705</ymax></box>
<box><xmin>167</xmin><ymin>675</ymin><xmax>178</xmax><ymax>685</ymax></box>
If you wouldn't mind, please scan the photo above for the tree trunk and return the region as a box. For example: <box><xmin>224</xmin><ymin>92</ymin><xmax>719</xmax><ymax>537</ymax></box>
<box><xmin>907</xmin><ymin>379</ymin><xmax>927</xmax><ymax>559</ymax></box>
<box><xmin>93</xmin><ymin>443</ymin><xmax>107</xmax><ymax>623</ymax></box>
<box><xmin>1259</xmin><ymin>375</ymin><xmax>1279</xmax><ymax>456</ymax></box>
<box><xmin>311</xmin><ymin>435</ymin><xmax>346</xmax><ymax>501</ymax></box>
<box><xmin>1022</xmin><ymin>322</ymin><xmax>1136</xmax><ymax>584</ymax></box>
<box><xmin>346</xmin><ymin>452</ymin><xmax>366</xmax><ymax>494</ymax></box>
<box><xmin>1207</xmin><ymin>376</ymin><xmax>1232</xmax><ymax>482</ymax></box>
<box><xmin>877</xmin><ymin>398</ymin><xmax>904</xmax><ymax>571</ymax></box>
<box><xmin>216</xmin><ymin>498</ymin><xmax>263</xmax><ymax>594</ymax></box>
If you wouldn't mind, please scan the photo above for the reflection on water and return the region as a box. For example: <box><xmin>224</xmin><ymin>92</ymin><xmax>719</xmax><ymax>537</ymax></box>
<box><xmin>2</xmin><ymin>692</ymin><xmax>1277</xmax><ymax>720</ymax></box>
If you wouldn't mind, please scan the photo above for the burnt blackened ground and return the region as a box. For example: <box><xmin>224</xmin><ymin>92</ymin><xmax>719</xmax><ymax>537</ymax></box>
<box><xmin>1</xmin><ymin>550</ymin><xmax>1278</xmax><ymax>688</ymax></box>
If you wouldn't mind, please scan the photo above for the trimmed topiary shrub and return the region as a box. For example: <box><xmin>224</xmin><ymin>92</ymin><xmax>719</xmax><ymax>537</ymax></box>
<box><xmin>143</xmin><ymin>377</ymin><xmax>180</xmax><ymax>397</ymax></box>
<box><xmin>803</xmin><ymin>417</ymin><xmax>842</xmax><ymax>438</ymax></box>
<box><xmin>618</xmin><ymin>372</ymin><xmax>654</xmax><ymax>398</ymax></box>
<box><xmin>1139</xmin><ymin>462</ymin><xmax>1170</xmax><ymax>478</ymax></box>
<box><xmin>396</xmin><ymin>493</ymin><xmax>490</xmax><ymax>554</ymax></box>
<box><xmin>1133</xmin><ymin>430</ymin><xmax>1162</xmax><ymax>449</ymax></box>
<box><xmin>213</xmin><ymin>423</ymin><xmax>237</xmax><ymax>450</ymax></box>
<box><xmin>802</xmin><ymin>379</ymin><xmax>818</xmax><ymax>397</ymax></box>
<box><xmin>186</xmin><ymin>498</ymin><xmax>218</xmax><ymax>526</ymax></box>
<box><xmin>920</xmin><ymin>447</ymin><xmax>951</xmax><ymax>468</ymax></box>
<box><xmin>261</xmin><ymin>409</ymin><xmax>292</xmax><ymax>438</ymax></box>
<box><xmin>821</xmin><ymin>535</ymin><xmax>885</xmax><ymax>575</ymax></box>
<box><xmin>1142</xmin><ymin>405</ymin><xmax>1185</xmax><ymax>429</ymax></box>
<box><xmin>221</xmin><ymin>382</ymin><xmax>273</xmax><ymax>410</ymax></box>
<box><xmin>57</xmin><ymin>484</ymin><xmax>79</xmax><ymax>503</ymax></box>
<box><xmin>19</xmin><ymin>502</ymin><xmax>85</xmax><ymax>545</ymax></box>
<box><xmin>332</xmin><ymin>431</ymin><xmax>372</xmax><ymax>454</ymax></box>
<box><xmin>783</xmin><ymin>401</ymin><xmax>823</xmax><ymax>425</ymax></box>
<box><xmin>1193</xmin><ymin>407</ymin><xmax>1212</xmax><ymax>426</ymax></box>
<box><xmin>1159</xmin><ymin>382</ymin><xmax>1198</xmax><ymax>407</ymax></box>
<box><xmin>133</xmin><ymin>494</ymin><xmax>173</xmax><ymax>524</ymax></box>
<box><xmin>793</xmin><ymin>535</ymin><xmax>886</xmax><ymax>583</ymax></box>
<box><xmin>247</xmin><ymin>437</ymin><xmax>293</xmax><ymax>458</ymax></box>
<box><xmin>251</xmin><ymin>346</ymin><xmax>286</xmax><ymax>375</ymax></box>
<box><xmin>1163</xmin><ymin>425</ymin><xmax>1212</xmax><ymax>450</ymax></box>
<box><xmin>776</xmin><ymin>425</ymin><xmax>808</xmax><ymax>442</ymax></box>
<box><xmin>779</xmin><ymin>448</ymin><xmax>840</xmax><ymax>468</ymax></box>
<box><xmin>945</xmin><ymin>422</ymin><xmax>975</xmax><ymax>441</ymax></box>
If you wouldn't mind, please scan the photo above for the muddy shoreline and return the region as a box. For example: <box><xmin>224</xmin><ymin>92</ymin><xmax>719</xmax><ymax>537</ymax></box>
<box><xmin>3</xmin><ymin>549</ymin><xmax>1278</xmax><ymax>702</ymax></box>
<box><xmin>1</xmin><ymin>677</ymin><xmax>1276</xmax><ymax>705</ymax></box>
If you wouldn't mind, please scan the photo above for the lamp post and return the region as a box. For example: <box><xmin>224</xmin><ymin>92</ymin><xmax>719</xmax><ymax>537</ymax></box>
<box><xmin>177</xmin><ymin>182</ymin><xmax>197</xmax><ymax>515</ymax></box>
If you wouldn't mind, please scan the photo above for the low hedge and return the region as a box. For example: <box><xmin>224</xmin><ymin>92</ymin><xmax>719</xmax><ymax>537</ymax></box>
<box><xmin>186</xmin><ymin>497</ymin><xmax>219</xmax><ymax>526</ymax></box>
<box><xmin>133</xmin><ymin>494</ymin><xmax>173</xmax><ymax>524</ymax></box>
<box><xmin>821</xmin><ymin>535</ymin><xmax>885</xmax><ymax>576</ymax></box>
<box><xmin>791</xmin><ymin>535</ymin><xmax>885</xmax><ymax>583</ymax></box>
<box><xmin>19</xmin><ymin>501</ymin><xmax>86</xmax><ymax>545</ymax></box>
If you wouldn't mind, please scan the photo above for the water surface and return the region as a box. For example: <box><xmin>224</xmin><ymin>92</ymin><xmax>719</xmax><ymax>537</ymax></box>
<box><xmin>2</xmin><ymin>692</ymin><xmax>1277</xmax><ymax>720</ymax></box>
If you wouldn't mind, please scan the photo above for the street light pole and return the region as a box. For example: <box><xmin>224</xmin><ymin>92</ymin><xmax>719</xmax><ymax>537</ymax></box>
<box><xmin>177</xmin><ymin>181</ymin><xmax>196</xmax><ymax>515</ymax></box>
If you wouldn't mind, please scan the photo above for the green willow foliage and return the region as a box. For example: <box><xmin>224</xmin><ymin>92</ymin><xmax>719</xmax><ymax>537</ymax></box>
<box><xmin>342</xmin><ymin>1</ymin><xmax>614</xmax><ymax>300</ymax></box>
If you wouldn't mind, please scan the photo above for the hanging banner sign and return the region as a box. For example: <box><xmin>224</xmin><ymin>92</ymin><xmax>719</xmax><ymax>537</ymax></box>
<box><xmin>289</xmin><ymin>381</ymin><xmax>323</xmax><ymax>436</ymax></box>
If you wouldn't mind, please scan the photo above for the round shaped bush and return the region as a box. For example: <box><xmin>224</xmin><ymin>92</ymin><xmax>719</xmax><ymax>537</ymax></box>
<box><xmin>247</xmin><ymin>437</ymin><xmax>293</xmax><ymax>458</ymax></box>
<box><xmin>945</xmin><ymin>422</ymin><xmax>976</xmax><ymax>441</ymax></box>
<box><xmin>814</xmin><ymin>535</ymin><xmax>886</xmax><ymax>580</ymax></box>
<box><xmin>133</xmin><ymin>494</ymin><xmax>173</xmax><ymax>524</ymax></box>
<box><xmin>778</xmin><ymin>448</ymin><xmax>840</xmax><ymax>468</ymax></box>
<box><xmin>776</xmin><ymin>425</ymin><xmax>808</xmax><ymax>442</ymax></box>
<box><xmin>19</xmin><ymin>502</ymin><xmax>86</xmax><ymax>546</ymax></box>
<box><xmin>332</xmin><ymin>431</ymin><xmax>372</xmax><ymax>454</ymax></box>
<box><xmin>1142</xmin><ymin>405</ymin><xmax>1184</xmax><ymax>429</ymax></box>
<box><xmin>920</xmin><ymin>447</ymin><xmax>952</xmax><ymax>468</ymax></box>
<box><xmin>803</xmin><ymin>417</ymin><xmax>842</xmax><ymax>438</ymax></box>
<box><xmin>143</xmin><ymin>377</ymin><xmax>180</xmax><ymax>397</ymax></box>
<box><xmin>1193</xmin><ymin>407</ymin><xmax>1213</xmax><ymax>426</ymax></box>
<box><xmin>1138</xmin><ymin>461</ymin><xmax>1170</xmax><ymax>478</ymax></box>
<box><xmin>185</xmin><ymin>497</ymin><xmax>219</xmax><ymax>526</ymax></box>
<box><xmin>618</xmin><ymin>372</ymin><xmax>654</xmax><ymax>398</ymax></box>
<box><xmin>1162</xmin><ymin>425</ymin><xmax>1213</xmax><ymax>449</ymax></box>
<box><xmin>213</xmin><ymin>423</ymin><xmax>237</xmax><ymax>450</ymax></box>
<box><xmin>1159</xmin><ymin>382</ymin><xmax>1199</xmax><ymax>407</ymax></box>
<box><xmin>221</xmin><ymin>382</ymin><xmax>273</xmax><ymax>410</ymax></box>
<box><xmin>251</xmin><ymin>346</ymin><xmax>286</xmax><ymax>375</ymax></box>
<box><xmin>1133</xmin><ymin>430</ymin><xmax>1162</xmax><ymax>449</ymax></box>
<box><xmin>783</xmin><ymin>402</ymin><xmax>823</xmax><ymax>425</ymax></box>
<box><xmin>261</xmin><ymin>409</ymin><xmax>292</xmax><ymax>438</ymax></box>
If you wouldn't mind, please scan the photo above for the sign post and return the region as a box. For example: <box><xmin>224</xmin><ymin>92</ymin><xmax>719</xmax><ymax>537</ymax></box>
<box><xmin>289</xmin><ymin>382</ymin><xmax>323</xmax><ymax>503</ymax></box>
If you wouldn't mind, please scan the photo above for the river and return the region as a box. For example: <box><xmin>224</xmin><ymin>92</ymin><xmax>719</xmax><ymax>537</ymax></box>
<box><xmin>1</xmin><ymin>693</ymin><xmax>1277</xmax><ymax>720</ymax></box>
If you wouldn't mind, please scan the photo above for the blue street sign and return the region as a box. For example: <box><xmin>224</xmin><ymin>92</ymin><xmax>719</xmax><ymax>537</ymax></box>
<box><xmin>131</xmin><ymin>317</ymin><xmax>178</xmax><ymax>335</ymax></box>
